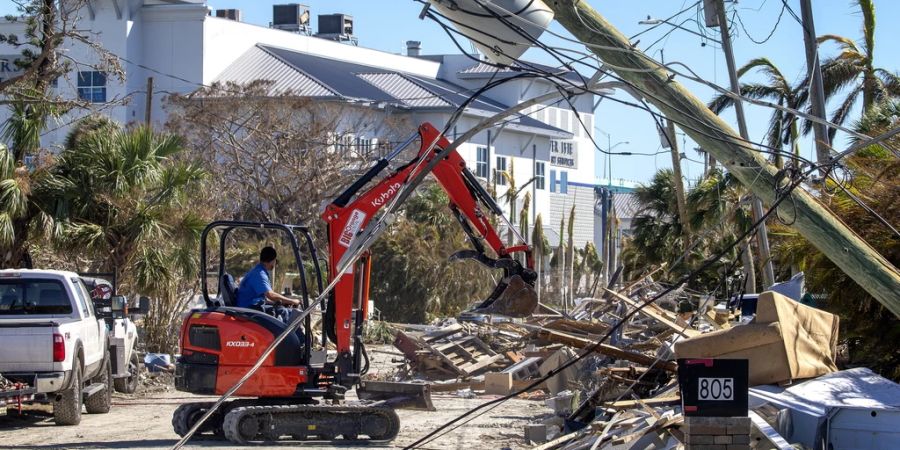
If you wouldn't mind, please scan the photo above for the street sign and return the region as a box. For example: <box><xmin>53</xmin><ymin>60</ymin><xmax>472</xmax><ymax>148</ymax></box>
<box><xmin>678</xmin><ymin>358</ymin><xmax>748</xmax><ymax>417</ymax></box>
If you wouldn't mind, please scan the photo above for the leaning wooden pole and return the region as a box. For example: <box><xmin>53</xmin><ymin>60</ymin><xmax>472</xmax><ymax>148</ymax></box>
<box><xmin>547</xmin><ymin>0</ymin><xmax>900</xmax><ymax>316</ymax></box>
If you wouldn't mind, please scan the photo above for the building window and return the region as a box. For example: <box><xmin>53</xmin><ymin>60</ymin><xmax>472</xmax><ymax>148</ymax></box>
<box><xmin>357</xmin><ymin>137</ymin><xmax>374</xmax><ymax>158</ymax></box>
<box><xmin>340</xmin><ymin>134</ymin><xmax>354</xmax><ymax>154</ymax></box>
<box><xmin>535</xmin><ymin>161</ymin><xmax>545</xmax><ymax>190</ymax></box>
<box><xmin>77</xmin><ymin>71</ymin><xmax>106</xmax><ymax>103</ymax></box>
<box><xmin>549</xmin><ymin>169</ymin><xmax>568</xmax><ymax>194</ymax></box>
<box><xmin>475</xmin><ymin>146</ymin><xmax>489</xmax><ymax>178</ymax></box>
<box><xmin>494</xmin><ymin>156</ymin><xmax>507</xmax><ymax>186</ymax></box>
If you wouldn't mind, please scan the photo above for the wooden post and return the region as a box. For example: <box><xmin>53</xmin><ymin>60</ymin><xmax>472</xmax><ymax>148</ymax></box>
<box><xmin>145</xmin><ymin>76</ymin><xmax>154</xmax><ymax>127</ymax></box>
<box><xmin>799</xmin><ymin>0</ymin><xmax>832</xmax><ymax>168</ymax></box>
<box><xmin>666</xmin><ymin>119</ymin><xmax>691</xmax><ymax>252</ymax></box>
<box><xmin>547</xmin><ymin>0</ymin><xmax>900</xmax><ymax>316</ymax></box>
<box><xmin>714</xmin><ymin>0</ymin><xmax>775</xmax><ymax>289</ymax></box>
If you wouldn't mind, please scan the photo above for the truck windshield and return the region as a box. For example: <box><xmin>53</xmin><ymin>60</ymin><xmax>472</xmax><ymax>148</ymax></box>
<box><xmin>0</xmin><ymin>280</ymin><xmax>72</xmax><ymax>315</ymax></box>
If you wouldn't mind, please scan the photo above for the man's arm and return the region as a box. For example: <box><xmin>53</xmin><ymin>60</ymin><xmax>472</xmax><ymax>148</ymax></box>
<box><xmin>265</xmin><ymin>290</ymin><xmax>300</xmax><ymax>306</ymax></box>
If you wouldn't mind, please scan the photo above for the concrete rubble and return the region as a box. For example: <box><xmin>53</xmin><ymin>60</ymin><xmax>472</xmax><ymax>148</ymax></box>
<box><xmin>377</xmin><ymin>274</ymin><xmax>900</xmax><ymax>449</ymax></box>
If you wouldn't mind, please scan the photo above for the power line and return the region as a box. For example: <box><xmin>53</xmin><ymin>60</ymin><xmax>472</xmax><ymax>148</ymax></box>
<box><xmin>734</xmin><ymin>0</ymin><xmax>787</xmax><ymax>45</ymax></box>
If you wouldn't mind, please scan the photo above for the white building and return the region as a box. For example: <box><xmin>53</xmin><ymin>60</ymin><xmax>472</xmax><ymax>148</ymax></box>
<box><xmin>0</xmin><ymin>0</ymin><xmax>602</xmax><ymax>249</ymax></box>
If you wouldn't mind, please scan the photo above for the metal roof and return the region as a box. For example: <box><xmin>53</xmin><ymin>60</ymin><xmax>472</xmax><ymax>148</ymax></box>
<box><xmin>213</xmin><ymin>46</ymin><xmax>335</xmax><ymax>97</ymax></box>
<box><xmin>612</xmin><ymin>192</ymin><xmax>641</xmax><ymax>219</ymax></box>
<box><xmin>207</xmin><ymin>44</ymin><xmax>571</xmax><ymax>137</ymax></box>
<box><xmin>356</xmin><ymin>72</ymin><xmax>451</xmax><ymax>108</ymax></box>
<box><xmin>459</xmin><ymin>61</ymin><xmax>587</xmax><ymax>83</ymax></box>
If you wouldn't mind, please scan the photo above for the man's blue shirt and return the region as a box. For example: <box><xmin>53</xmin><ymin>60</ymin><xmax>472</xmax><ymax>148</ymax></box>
<box><xmin>236</xmin><ymin>263</ymin><xmax>272</xmax><ymax>308</ymax></box>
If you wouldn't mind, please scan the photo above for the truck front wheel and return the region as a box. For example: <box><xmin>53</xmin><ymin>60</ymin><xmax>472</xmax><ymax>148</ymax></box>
<box><xmin>84</xmin><ymin>355</ymin><xmax>112</xmax><ymax>414</ymax></box>
<box><xmin>53</xmin><ymin>361</ymin><xmax>83</xmax><ymax>425</ymax></box>
<box><xmin>114</xmin><ymin>351</ymin><xmax>140</xmax><ymax>394</ymax></box>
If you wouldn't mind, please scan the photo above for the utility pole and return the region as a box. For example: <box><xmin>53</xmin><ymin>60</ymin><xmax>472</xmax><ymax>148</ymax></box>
<box><xmin>546</xmin><ymin>0</ymin><xmax>900</xmax><ymax>316</ymax></box>
<box><xmin>659</xmin><ymin>49</ymin><xmax>691</xmax><ymax>252</ymax></box>
<box><xmin>798</xmin><ymin>0</ymin><xmax>832</xmax><ymax>169</ymax></box>
<box><xmin>665</xmin><ymin>119</ymin><xmax>691</xmax><ymax>253</ymax></box>
<box><xmin>714</xmin><ymin>0</ymin><xmax>775</xmax><ymax>291</ymax></box>
<box><xmin>145</xmin><ymin>76</ymin><xmax>154</xmax><ymax>128</ymax></box>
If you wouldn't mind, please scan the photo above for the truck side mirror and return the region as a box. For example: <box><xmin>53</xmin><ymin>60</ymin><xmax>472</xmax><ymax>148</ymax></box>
<box><xmin>110</xmin><ymin>295</ymin><xmax>127</xmax><ymax>319</ymax></box>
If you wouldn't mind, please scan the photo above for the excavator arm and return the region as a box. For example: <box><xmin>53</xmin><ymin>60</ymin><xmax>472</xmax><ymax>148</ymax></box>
<box><xmin>321</xmin><ymin>122</ymin><xmax>538</xmax><ymax>354</ymax></box>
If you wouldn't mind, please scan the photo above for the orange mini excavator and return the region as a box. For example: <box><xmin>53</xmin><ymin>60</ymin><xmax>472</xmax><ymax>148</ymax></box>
<box><xmin>172</xmin><ymin>123</ymin><xmax>538</xmax><ymax>444</ymax></box>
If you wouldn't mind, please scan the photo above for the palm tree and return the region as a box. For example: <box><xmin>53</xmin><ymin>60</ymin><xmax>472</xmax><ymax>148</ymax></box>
<box><xmin>687</xmin><ymin>169</ymin><xmax>757</xmax><ymax>292</ymax></box>
<box><xmin>709</xmin><ymin>58</ymin><xmax>799</xmax><ymax>168</ymax></box>
<box><xmin>531</xmin><ymin>213</ymin><xmax>550</xmax><ymax>303</ymax></box>
<box><xmin>50</xmin><ymin>122</ymin><xmax>207</xmax><ymax>295</ymax></box>
<box><xmin>772</xmin><ymin>101</ymin><xmax>899</xmax><ymax>379</ymax></box>
<box><xmin>627</xmin><ymin>169</ymin><xmax>685</xmax><ymax>268</ymax></box>
<box><xmin>48</xmin><ymin>122</ymin><xmax>209</xmax><ymax>352</ymax></box>
<box><xmin>623</xmin><ymin>168</ymin><xmax>752</xmax><ymax>292</ymax></box>
<box><xmin>803</xmin><ymin>0</ymin><xmax>900</xmax><ymax>136</ymax></box>
<box><xmin>0</xmin><ymin>94</ymin><xmax>60</xmax><ymax>267</ymax></box>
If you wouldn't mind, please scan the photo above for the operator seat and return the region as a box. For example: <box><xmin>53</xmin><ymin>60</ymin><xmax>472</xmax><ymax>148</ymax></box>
<box><xmin>219</xmin><ymin>273</ymin><xmax>238</xmax><ymax>307</ymax></box>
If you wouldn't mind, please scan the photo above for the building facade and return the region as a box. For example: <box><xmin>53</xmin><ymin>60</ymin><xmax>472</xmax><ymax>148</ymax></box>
<box><xmin>0</xmin><ymin>0</ymin><xmax>602</xmax><ymax>249</ymax></box>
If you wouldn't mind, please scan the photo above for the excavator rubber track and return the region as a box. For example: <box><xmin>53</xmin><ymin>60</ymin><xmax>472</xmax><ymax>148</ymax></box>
<box><xmin>173</xmin><ymin>401</ymin><xmax>400</xmax><ymax>444</ymax></box>
<box><xmin>222</xmin><ymin>404</ymin><xmax>400</xmax><ymax>444</ymax></box>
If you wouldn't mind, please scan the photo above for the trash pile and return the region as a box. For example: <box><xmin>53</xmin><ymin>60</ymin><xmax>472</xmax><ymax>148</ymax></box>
<box><xmin>379</xmin><ymin>276</ymin><xmax>900</xmax><ymax>449</ymax></box>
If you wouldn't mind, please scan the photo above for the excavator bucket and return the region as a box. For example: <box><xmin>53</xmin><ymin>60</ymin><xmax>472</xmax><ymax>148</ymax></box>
<box><xmin>471</xmin><ymin>274</ymin><xmax>538</xmax><ymax>318</ymax></box>
<box><xmin>357</xmin><ymin>381</ymin><xmax>435</xmax><ymax>411</ymax></box>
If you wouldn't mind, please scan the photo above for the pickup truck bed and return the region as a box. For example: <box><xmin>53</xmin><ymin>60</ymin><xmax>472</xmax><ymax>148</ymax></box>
<box><xmin>0</xmin><ymin>269</ymin><xmax>113</xmax><ymax>425</ymax></box>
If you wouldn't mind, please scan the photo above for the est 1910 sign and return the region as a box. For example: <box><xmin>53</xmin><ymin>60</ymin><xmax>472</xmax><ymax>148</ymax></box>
<box><xmin>677</xmin><ymin>359</ymin><xmax>748</xmax><ymax>417</ymax></box>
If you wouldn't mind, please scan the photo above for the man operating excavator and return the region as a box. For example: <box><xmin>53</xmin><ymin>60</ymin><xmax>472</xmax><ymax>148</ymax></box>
<box><xmin>236</xmin><ymin>246</ymin><xmax>301</xmax><ymax>324</ymax></box>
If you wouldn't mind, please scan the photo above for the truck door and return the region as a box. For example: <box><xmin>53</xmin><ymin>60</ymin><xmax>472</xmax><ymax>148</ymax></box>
<box><xmin>72</xmin><ymin>278</ymin><xmax>103</xmax><ymax>369</ymax></box>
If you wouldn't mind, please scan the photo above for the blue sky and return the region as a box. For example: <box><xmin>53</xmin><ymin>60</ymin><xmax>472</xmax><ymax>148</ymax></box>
<box><xmin>213</xmin><ymin>0</ymin><xmax>900</xmax><ymax>184</ymax></box>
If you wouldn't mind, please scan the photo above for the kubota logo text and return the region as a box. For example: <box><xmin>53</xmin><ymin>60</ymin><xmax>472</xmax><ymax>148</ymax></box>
<box><xmin>371</xmin><ymin>182</ymin><xmax>401</xmax><ymax>208</ymax></box>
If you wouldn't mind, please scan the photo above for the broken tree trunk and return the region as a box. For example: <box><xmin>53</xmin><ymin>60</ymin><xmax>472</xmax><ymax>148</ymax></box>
<box><xmin>548</xmin><ymin>0</ymin><xmax>900</xmax><ymax>317</ymax></box>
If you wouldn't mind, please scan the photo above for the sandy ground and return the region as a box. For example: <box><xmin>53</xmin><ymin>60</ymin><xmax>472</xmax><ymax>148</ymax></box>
<box><xmin>0</xmin><ymin>348</ymin><xmax>553</xmax><ymax>450</ymax></box>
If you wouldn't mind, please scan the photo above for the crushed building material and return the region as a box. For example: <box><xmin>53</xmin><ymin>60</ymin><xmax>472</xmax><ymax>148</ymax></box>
<box><xmin>674</xmin><ymin>291</ymin><xmax>840</xmax><ymax>385</ymax></box>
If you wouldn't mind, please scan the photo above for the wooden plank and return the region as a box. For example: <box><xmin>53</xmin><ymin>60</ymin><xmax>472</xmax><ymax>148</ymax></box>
<box><xmin>423</xmin><ymin>323</ymin><xmax>463</xmax><ymax>343</ymax></box>
<box><xmin>458</xmin><ymin>354</ymin><xmax>504</xmax><ymax>374</ymax></box>
<box><xmin>536</xmin><ymin>328</ymin><xmax>677</xmax><ymax>372</ymax></box>
<box><xmin>603</xmin><ymin>289</ymin><xmax>700</xmax><ymax>338</ymax></box>
<box><xmin>607</xmin><ymin>396</ymin><xmax>680</xmax><ymax>410</ymax></box>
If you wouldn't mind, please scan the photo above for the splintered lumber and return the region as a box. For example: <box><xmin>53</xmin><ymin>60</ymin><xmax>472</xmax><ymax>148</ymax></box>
<box><xmin>603</xmin><ymin>289</ymin><xmax>700</xmax><ymax>338</ymax></box>
<box><xmin>543</xmin><ymin>318</ymin><xmax>611</xmax><ymax>335</ymax></box>
<box><xmin>607</xmin><ymin>396</ymin><xmax>681</xmax><ymax>410</ymax></box>
<box><xmin>536</xmin><ymin>328</ymin><xmax>677</xmax><ymax>372</ymax></box>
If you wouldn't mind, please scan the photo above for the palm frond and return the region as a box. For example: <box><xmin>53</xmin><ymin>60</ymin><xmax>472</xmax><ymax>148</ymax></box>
<box><xmin>858</xmin><ymin>0</ymin><xmax>876</xmax><ymax>60</ymax></box>
<box><xmin>817</xmin><ymin>34</ymin><xmax>861</xmax><ymax>54</ymax></box>
<box><xmin>829</xmin><ymin>87</ymin><xmax>862</xmax><ymax>140</ymax></box>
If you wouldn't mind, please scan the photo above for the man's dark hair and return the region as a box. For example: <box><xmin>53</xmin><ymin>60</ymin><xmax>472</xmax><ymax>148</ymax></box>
<box><xmin>260</xmin><ymin>246</ymin><xmax>277</xmax><ymax>263</ymax></box>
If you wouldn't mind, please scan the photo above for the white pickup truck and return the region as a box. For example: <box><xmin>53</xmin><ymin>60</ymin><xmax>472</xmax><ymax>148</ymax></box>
<box><xmin>0</xmin><ymin>270</ymin><xmax>113</xmax><ymax>425</ymax></box>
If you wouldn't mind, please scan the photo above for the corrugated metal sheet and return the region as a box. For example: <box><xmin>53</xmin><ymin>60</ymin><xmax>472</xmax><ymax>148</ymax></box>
<box><xmin>459</xmin><ymin>61</ymin><xmax>585</xmax><ymax>82</ymax></box>
<box><xmin>356</xmin><ymin>72</ymin><xmax>450</xmax><ymax>108</ymax></box>
<box><xmin>213</xmin><ymin>46</ymin><xmax>335</xmax><ymax>97</ymax></box>
<box><xmin>612</xmin><ymin>192</ymin><xmax>641</xmax><ymax>219</ymax></box>
<box><xmin>549</xmin><ymin>185</ymin><xmax>596</xmax><ymax>249</ymax></box>
<box><xmin>459</xmin><ymin>62</ymin><xmax>514</xmax><ymax>74</ymax></box>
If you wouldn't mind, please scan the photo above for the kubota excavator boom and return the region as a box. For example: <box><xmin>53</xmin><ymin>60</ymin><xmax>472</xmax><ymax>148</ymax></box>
<box><xmin>320</xmin><ymin>122</ymin><xmax>538</xmax><ymax>355</ymax></box>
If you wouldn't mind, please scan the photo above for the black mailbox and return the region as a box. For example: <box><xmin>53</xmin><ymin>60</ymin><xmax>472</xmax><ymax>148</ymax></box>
<box><xmin>677</xmin><ymin>358</ymin><xmax>748</xmax><ymax>417</ymax></box>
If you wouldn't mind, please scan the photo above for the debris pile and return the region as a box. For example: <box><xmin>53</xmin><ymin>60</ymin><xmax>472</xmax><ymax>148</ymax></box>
<box><xmin>379</xmin><ymin>275</ymin><xmax>884</xmax><ymax>449</ymax></box>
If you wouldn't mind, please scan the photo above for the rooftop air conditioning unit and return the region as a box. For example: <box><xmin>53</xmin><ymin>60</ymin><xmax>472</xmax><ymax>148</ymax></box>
<box><xmin>315</xmin><ymin>13</ymin><xmax>357</xmax><ymax>45</ymax></box>
<box><xmin>215</xmin><ymin>9</ymin><xmax>241</xmax><ymax>22</ymax></box>
<box><xmin>272</xmin><ymin>3</ymin><xmax>311</xmax><ymax>34</ymax></box>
